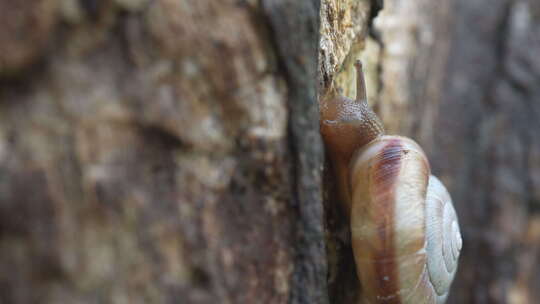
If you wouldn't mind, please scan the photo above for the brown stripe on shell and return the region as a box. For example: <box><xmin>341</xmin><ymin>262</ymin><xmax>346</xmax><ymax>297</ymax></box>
<box><xmin>369</xmin><ymin>138</ymin><xmax>404</xmax><ymax>303</ymax></box>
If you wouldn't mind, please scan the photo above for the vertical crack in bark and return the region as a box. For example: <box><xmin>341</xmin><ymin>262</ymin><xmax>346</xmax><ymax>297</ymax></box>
<box><xmin>368</xmin><ymin>0</ymin><xmax>384</xmax><ymax>38</ymax></box>
<box><xmin>479</xmin><ymin>0</ymin><xmax>512</xmax><ymax>220</ymax></box>
<box><xmin>482</xmin><ymin>1</ymin><xmax>514</xmax><ymax>110</ymax></box>
<box><xmin>499</xmin><ymin>4</ymin><xmax>540</xmax><ymax>216</ymax></box>
<box><xmin>458</xmin><ymin>0</ymin><xmax>513</xmax><ymax>219</ymax></box>
<box><xmin>473</xmin><ymin>2</ymin><xmax>522</xmax><ymax>302</ymax></box>
<box><xmin>262</xmin><ymin>1</ymin><xmax>328</xmax><ymax>303</ymax></box>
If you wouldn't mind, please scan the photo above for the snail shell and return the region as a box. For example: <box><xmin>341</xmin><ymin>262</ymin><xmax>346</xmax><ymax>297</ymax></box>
<box><xmin>320</xmin><ymin>61</ymin><xmax>461</xmax><ymax>303</ymax></box>
<box><xmin>351</xmin><ymin>136</ymin><xmax>461</xmax><ymax>303</ymax></box>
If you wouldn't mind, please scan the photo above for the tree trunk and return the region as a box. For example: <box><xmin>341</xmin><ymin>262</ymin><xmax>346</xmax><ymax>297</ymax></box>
<box><xmin>2</xmin><ymin>0</ymin><xmax>539</xmax><ymax>303</ymax></box>
<box><xmin>0</xmin><ymin>1</ymin><xmax>326</xmax><ymax>303</ymax></box>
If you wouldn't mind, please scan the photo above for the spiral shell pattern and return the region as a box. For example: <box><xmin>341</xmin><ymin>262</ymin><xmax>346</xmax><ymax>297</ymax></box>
<box><xmin>426</xmin><ymin>175</ymin><xmax>462</xmax><ymax>303</ymax></box>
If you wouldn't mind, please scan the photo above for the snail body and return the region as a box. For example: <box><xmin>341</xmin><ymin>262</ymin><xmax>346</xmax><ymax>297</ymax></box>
<box><xmin>320</xmin><ymin>61</ymin><xmax>461</xmax><ymax>303</ymax></box>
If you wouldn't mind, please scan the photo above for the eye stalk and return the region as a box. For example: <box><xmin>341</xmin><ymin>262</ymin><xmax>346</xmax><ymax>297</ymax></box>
<box><xmin>354</xmin><ymin>60</ymin><xmax>367</xmax><ymax>102</ymax></box>
<box><xmin>319</xmin><ymin>60</ymin><xmax>385</xmax><ymax>164</ymax></box>
<box><xmin>319</xmin><ymin>60</ymin><xmax>385</xmax><ymax>215</ymax></box>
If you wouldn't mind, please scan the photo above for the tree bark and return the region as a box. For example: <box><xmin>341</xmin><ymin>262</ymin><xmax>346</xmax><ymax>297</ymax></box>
<box><xmin>2</xmin><ymin>0</ymin><xmax>539</xmax><ymax>303</ymax></box>
<box><xmin>0</xmin><ymin>0</ymin><xmax>325</xmax><ymax>303</ymax></box>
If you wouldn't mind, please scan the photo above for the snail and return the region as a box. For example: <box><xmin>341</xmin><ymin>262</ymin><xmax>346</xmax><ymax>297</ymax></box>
<box><xmin>320</xmin><ymin>60</ymin><xmax>462</xmax><ymax>303</ymax></box>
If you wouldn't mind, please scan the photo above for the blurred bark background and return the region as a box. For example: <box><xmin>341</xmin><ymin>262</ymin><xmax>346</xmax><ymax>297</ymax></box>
<box><xmin>374</xmin><ymin>1</ymin><xmax>540</xmax><ymax>303</ymax></box>
<box><xmin>0</xmin><ymin>0</ymin><xmax>539</xmax><ymax>304</ymax></box>
<box><xmin>0</xmin><ymin>0</ymin><xmax>325</xmax><ymax>303</ymax></box>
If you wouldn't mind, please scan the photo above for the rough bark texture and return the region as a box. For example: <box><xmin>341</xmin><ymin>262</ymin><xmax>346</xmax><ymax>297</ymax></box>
<box><xmin>0</xmin><ymin>0</ymin><xmax>325</xmax><ymax>303</ymax></box>
<box><xmin>2</xmin><ymin>0</ymin><xmax>539</xmax><ymax>303</ymax></box>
